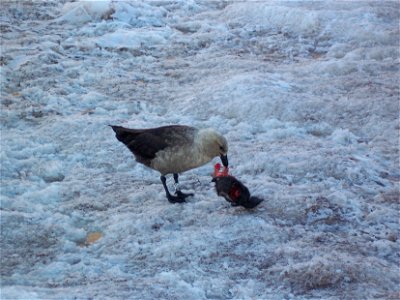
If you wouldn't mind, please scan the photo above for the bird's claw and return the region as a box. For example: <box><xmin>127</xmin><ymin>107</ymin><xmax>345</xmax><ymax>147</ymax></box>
<box><xmin>176</xmin><ymin>190</ymin><xmax>193</xmax><ymax>198</ymax></box>
<box><xmin>166</xmin><ymin>191</ymin><xmax>193</xmax><ymax>203</ymax></box>
<box><xmin>167</xmin><ymin>195</ymin><xmax>186</xmax><ymax>203</ymax></box>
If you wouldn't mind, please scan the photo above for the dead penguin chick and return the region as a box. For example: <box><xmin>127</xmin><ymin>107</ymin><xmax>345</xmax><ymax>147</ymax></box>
<box><xmin>212</xmin><ymin>164</ymin><xmax>263</xmax><ymax>209</ymax></box>
<box><xmin>110</xmin><ymin>125</ymin><xmax>228</xmax><ymax>203</ymax></box>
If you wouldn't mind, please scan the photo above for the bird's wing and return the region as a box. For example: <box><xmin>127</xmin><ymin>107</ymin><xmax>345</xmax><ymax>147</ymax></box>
<box><xmin>127</xmin><ymin>132</ymin><xmax>168</xmax><ymax>159</ymax></box>
<box><xmin>111</xmin><ymin>125</ymin><xmax>196</xmax><ymax>160</ymax></box>
<box><xmin>156</xmin><ymin>125</ymin><xmax>196</xmax><ymax>148</ymax></box>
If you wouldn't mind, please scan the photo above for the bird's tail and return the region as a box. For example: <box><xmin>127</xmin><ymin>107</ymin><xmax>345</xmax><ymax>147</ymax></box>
<box><xmin>109</xmin><ymin>125</ymin><xmax>142</xmax><ymax>145</ymax></box>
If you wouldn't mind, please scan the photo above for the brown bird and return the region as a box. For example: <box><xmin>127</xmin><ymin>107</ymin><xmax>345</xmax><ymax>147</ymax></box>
<box><xmin>111</xmin><ymin>125</ymin><xmax>229</xmax><ymax>203</ymax></box>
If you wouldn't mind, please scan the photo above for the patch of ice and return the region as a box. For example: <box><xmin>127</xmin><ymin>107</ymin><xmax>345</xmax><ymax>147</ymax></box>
<box><xmin>58</xmin><ymin>1</ymin><xmax>113</xmax><ymax>24</ymax></box>
<box><xmin>95</xmin><ymin>28</ymin><xmax>170</xmax><ymax>50</ymax></box>
<box><xmin>38</xmin><ymin>161</ymin><xmax>65</xmax><ymax>183</ymax></box>
<box><xmin>222</xmin><ymin>3</ymin><xmax>320</xmax><ymax>36</ymax></box>
<box><xmin>1</xmin><ymin>287</ymin><xmax>41</xmax><ymax>300</ymax></box>
<box><xmin>330</xmin><ymin>128</ymin><xmax>358</xmax><ymax>145</ymax></box>
<box><xmin>58</xmin><ymin>1</ymin><xmax>166</xmax><ymax>27</ymax></box>
<box><xmin>112</xmin><ymin>2</ymin><xmax>166</xmax><ymax>27</ymax></box>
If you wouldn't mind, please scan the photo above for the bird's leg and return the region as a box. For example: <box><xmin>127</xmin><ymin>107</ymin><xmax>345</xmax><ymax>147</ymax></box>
<box><xmin>173</xmin><ymin>173</ymin><xmax>180</xmax><ymax>193</ymax></box>
<box><xmin>173</xmin><ymin>173</ymin><xmax>193</xmax><ymax>199</ymax></box>
<box><xmin>160</xmin><ymin>175</ymin><xmax>186</xmax><ymax>203</ymax></box>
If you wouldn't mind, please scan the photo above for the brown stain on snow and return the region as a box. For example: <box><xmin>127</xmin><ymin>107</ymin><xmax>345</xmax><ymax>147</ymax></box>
<box><xmin>79</xmin><ymin>232</ymin><xmax>103</xmax><ymax>247</ymax></box>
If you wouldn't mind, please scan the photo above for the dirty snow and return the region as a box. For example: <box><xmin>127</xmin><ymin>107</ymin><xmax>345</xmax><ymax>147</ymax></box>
<box><xmin>1</xmin><ymin>1</ymin><xmax>399</xmax><ymax>299</ymax></box>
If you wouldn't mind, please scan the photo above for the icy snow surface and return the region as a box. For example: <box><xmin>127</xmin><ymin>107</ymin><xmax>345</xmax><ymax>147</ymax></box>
<box><xmin>1</xmin><ymin>1</ymin><xmax>399</xmax><ymax>299</ymax></box>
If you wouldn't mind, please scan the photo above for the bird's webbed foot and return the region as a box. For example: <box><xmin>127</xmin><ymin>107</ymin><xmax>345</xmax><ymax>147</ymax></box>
<box><xmin>161</xmin><ymin>175</ymin><xmax>193</xmax><ymax>204</ymax></box>
<box><xmin>166</xmin><ymin>193</ymin><xmax>187</xmax><ymax>203</ymax></box>
<box><xmin>166</xmin><ymin>190</ymin><xmax>193</xmax><ymax>203</ymax></box>
<box><xmin>175</xmin><ymin>190</ymin><xmax>193</xmax><ymax>199</ymax></box>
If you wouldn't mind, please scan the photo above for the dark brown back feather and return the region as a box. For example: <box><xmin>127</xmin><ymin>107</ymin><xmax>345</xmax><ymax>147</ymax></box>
<box><xmin>110</xmin><ymin>125</ymin><xmax>196</xmax><ymax>167</ymax></box>
<box><xmin>126</xmin><ymin>132</ymin><xmax>167</xmax><ymax>159</ymax></box>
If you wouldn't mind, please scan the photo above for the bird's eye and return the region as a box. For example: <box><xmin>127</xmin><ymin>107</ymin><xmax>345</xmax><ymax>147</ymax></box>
<box><xmin>219</xmin><ymin>146</ymin><xmax>224</xmax><ymax>151</ymax></box>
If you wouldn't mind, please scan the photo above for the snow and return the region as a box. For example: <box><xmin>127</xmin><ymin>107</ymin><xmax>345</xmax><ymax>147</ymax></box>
<box><xmin>1</xmin><ymin>1</ymin><xmax>399</xmax><ymax>299</ymax></box>
<box><xmin>95</xmin><ymin>28</ymin><xmax>171</xmax><ymax>50</ymax></box>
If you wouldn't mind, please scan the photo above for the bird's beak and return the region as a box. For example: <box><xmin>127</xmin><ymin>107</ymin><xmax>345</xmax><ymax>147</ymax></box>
<box><xmin>220</xmin><ymin>154</ymin><xmax>229</xmax><ymax>167</ymax></box>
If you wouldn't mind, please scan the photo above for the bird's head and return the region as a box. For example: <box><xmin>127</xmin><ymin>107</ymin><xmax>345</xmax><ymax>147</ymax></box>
<box><xmin>198</xmin><ymin>128</ymin><xmax>229</xmax><ymax>167</ymax></box>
